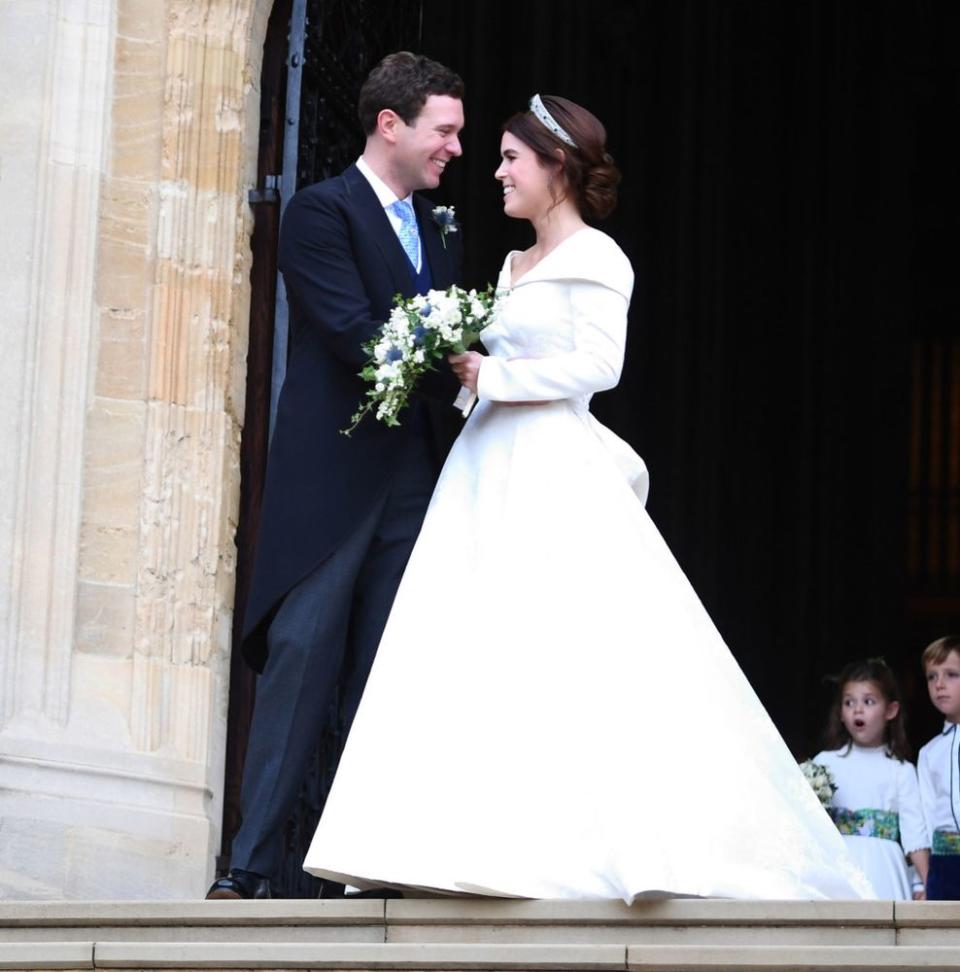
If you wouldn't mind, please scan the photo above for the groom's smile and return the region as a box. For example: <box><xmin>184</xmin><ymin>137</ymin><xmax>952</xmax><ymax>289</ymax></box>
<box><xmin>393</xmin><ymin>93</ymin><xmax>464</xmax><ymax>194</ymax></box>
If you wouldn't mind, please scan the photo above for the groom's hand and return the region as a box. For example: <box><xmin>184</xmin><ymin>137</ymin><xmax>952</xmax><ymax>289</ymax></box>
<box><xmin>447</xmin><ymin>351</ymin><xmax>483</xmax><ymax>394</ymax></box>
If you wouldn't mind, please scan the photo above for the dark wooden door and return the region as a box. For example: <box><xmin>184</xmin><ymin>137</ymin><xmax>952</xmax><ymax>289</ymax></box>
<box><xmin>218</xmin><ymin>0</ymin><xmax>290</xmax><ymax>886</ymax></box>
<box><xmin>222</xmin><ymin>0</ymin><xmax>425</xmax><ymax>899</ymax></box>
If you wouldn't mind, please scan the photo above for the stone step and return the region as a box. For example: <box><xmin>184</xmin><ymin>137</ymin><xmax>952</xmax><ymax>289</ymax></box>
<box><xmin>6</xmin><ymin>941</ymin><xmax>960</xmax><ymax>971</ymax></box>
<box><xmin>2</xmin><ymin>900</ymin><xmax>960</xmax><ymax>970</ymax></box>
<box><xmin>3</xmin><ymin>899</ymin><xmax>960</xmax><ymax>945</ymax></box>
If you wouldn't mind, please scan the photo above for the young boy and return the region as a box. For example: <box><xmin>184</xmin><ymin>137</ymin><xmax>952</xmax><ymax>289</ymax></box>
<box><xmin>918</xmin><ymin>635</ymin><xmax>960</xmax><ymax>900</ymax></box>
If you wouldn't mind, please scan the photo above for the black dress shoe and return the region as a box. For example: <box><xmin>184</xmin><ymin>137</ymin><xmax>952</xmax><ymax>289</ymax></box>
<box><xmin>206</xmin><ymin>868</ymin><xmax>272</xmax><ymax>899</ymax></box>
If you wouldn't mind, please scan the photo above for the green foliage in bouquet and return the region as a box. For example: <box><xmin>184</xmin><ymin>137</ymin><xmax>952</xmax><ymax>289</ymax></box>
<box><xmin>343</xmin><ymin>284</ymin><xmax>499</xmax><ymax>436</ymax></box>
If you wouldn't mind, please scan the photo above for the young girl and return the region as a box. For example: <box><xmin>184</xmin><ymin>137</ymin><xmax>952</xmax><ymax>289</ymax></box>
<box><xmin>814</xmin><ymin>659</ymin><xmax>930</xmax><ymax>899</ymax></box>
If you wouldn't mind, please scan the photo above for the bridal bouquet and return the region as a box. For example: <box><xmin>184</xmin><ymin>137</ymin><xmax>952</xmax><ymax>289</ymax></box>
<box><xmin>798</xmin><ymin>760</ymin><xmax>837</xmax><ymax>809</ymax></box>
<box><xmin>342</xmin><ymin>284</ymin><xmax>498</xmax><ymax>435</ymax></box>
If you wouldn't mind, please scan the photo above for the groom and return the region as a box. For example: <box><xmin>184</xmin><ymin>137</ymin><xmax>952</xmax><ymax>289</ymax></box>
<box><xmin>207</xmin><ymin>52</ymin><xmax>465</xmax><ymax>899</ymax></box>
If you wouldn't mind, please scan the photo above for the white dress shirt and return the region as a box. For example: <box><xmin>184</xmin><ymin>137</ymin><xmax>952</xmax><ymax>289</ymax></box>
<box><xmin>355</xmin><ymin>156</ymin><xmax>421</xmax><ymax>272</ymax></box>
<box><xmin>918</xmin><ymin>721</ymin><xmax>960</xmax><ymax>840</ymax></box>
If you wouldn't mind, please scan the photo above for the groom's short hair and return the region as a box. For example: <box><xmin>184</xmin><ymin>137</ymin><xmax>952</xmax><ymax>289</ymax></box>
<box><xmin>358</xmin><ymin>52</ymin><xmax>464</xmax><ymax>136</ymax></box>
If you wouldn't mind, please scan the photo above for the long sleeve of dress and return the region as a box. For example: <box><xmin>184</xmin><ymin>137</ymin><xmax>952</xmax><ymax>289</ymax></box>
<box><xmin>917</xmin><ymin>745</ymin><xmax>938</xmax><ymax>840</ymax></box>
<box><xmin>897</xmin><ymin>760</ymin><xmax>930</xmax><ymax>854</ymax></box>
<box><xmin>477</xmin><ymin>282</ymin><xmax>628</xmax><ymax>402</ymax></box>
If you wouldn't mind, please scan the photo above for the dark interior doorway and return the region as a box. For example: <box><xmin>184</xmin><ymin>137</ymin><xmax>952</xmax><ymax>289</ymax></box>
<box><xmin>224</xmin><ymin>0</ymin><xmax>959</xmax><ymax>896</ymax></box>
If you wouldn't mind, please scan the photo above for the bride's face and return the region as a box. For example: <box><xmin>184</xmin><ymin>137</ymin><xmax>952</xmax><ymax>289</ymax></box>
<box><xmin>495</xmin><ymin>132</ymin><xmax>558</xmax><ymax>220</ymax></box>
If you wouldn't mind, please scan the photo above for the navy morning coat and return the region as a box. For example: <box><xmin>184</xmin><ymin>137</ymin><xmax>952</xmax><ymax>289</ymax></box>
<box><xmin>242</xmin><ymin>163</ymin><xmax>463</xmax><ymax>670</ymax></box>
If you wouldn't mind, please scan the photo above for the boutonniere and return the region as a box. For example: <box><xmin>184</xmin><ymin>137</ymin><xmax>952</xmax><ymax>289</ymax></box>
<box><xmin>431</xmin><ymin>205</ymin><xmax>458</xmax><ymax>248</ymax></box>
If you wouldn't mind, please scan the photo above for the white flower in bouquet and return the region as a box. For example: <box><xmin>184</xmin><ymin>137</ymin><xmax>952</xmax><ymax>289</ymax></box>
<box><xmin>469</xmin><ymin>293</ymin><xmax>487</xmax><ymax>321</ymax></box>
<box><xmin>798</xmin><ymin>759</ymin><xmax>837</xmax><ymax>809</ymax></box>
<box><xmin>342</xmin><ymin>284</ymin><xmax>500</xmax><ymax>435</ymax></box>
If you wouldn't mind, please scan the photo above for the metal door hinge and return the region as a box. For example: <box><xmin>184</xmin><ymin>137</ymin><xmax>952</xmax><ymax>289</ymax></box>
<box><xmin>248</xmin><ymin>174</ymin><xmax>281</xmax><ymax>205</ymax></box>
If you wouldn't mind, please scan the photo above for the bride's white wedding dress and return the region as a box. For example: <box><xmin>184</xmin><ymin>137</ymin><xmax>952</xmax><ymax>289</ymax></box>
<box><xmin>303</xmin><ymin>227</ymin><xmax>873</xmax><ymax>901</ymax></box>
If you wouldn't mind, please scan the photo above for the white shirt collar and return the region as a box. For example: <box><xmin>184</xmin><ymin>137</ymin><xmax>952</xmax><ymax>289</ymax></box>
<box><xmin>849</xmin><ymin>743</ymin><xmax>887</xmax><ymax>756</ymax></box>
<box><xmin>356</xmin><ymin>156</ymin><xmax>413</xmax><ymax>210</ymax></box>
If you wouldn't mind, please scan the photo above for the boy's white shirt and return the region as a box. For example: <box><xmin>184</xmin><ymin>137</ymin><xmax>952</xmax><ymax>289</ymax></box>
<box><xmin>918</xmin><ymin>721</ymin><xmax>960</xmax><ymax>840</ymax></box>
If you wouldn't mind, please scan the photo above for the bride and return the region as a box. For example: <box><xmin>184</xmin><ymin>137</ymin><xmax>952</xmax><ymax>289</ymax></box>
<box><xmin>303</xmin><ymin>94</ymin><xmax>873</xmax><ymax>901</ymax></box>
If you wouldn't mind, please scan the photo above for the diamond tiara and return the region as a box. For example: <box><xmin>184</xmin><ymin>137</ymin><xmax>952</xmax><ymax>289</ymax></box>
<box><xmin>529</xmin><ymin>94</ymin><xmax>577</xmax><ymax>148</ymax></box>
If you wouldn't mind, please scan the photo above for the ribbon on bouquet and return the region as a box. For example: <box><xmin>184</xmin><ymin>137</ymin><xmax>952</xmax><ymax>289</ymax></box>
<box><xmin>453</xmin><ymin>386</ymin><xmax>477</xmax><ymax>418</ymax></box>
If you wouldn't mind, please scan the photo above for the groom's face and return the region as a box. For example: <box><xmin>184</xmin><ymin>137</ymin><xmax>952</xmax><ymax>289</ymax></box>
<box><xmin>393</xmin><ymin>94</ymin><xmax>464</xmax><ymax>195</ymax></box>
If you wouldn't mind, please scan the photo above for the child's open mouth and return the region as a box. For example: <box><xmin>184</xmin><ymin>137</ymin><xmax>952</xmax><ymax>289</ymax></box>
<box><xmin>854</xmin><ymin>719</ymin><xmax>865</xmax><ymax>729</ymax></box>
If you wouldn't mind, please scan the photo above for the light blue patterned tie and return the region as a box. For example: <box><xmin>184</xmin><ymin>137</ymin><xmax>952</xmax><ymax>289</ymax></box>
<box><xmin>391</xmin><ymin>198</ymin><xmax>420</xmax><ymax>269</ymax></box>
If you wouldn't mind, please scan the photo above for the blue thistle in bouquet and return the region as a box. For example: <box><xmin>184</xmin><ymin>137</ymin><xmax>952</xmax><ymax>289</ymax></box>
<box><xmin>342</xmin><ymin>284</ymin><xmax>499</xmax><ymax>435</ymax></box>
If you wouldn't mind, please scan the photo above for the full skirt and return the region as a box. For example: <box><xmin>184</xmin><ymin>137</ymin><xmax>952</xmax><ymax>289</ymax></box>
<box><xmin>304</xmin><ymin>399</ymin><xmax>872</xmax><ymax>901</ymax></box>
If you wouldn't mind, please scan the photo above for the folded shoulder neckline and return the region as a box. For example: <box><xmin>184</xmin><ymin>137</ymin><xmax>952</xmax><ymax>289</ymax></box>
<box><xmin>499</xmin><ymin>227</ymin><xmax>633</xmax><ymax>300</ymax></box>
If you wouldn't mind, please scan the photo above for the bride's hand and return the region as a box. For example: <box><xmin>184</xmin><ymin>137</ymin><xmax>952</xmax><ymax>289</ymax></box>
<box><xmin>447</xmin><ymin>351</ymin><xmax>483</xmax><ymax>394</ymax></box>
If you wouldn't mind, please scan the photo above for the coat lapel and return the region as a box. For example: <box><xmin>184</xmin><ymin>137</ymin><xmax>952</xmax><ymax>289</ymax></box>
<box><xmin>341</xmin><ymin>164</ymin><xmax>415</xmax><ymax>296</ymax></box>
<box><xmin>341</xmin><ymin>165</ymin><xmax>456</xmax><ymax>295</ymax></box>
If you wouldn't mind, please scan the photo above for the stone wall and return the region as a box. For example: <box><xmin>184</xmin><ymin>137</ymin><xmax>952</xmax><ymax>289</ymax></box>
<box><xmin>0</xmin><ymin>0</ymin><xmax>270</xmax><ymax>898</ymax></box>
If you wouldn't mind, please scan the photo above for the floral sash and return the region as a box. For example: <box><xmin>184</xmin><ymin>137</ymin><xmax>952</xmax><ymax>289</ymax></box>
<box><xmin>932</xmin><ymin>829</ymin><xmax>960</xmax><ymax>856</ymax></box>
<box><xmin>829</xmin><ymin>807</ymin><xmax>900</xmax><ymax>842</ymax></box>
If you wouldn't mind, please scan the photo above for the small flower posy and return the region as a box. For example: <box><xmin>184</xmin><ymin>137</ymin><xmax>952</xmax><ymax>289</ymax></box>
<box><xmin>798</xmin><ymin>759</ymin><xmax>837</xmax><ymax>809</ymax></box>
<box><xmin>431</xmin><ymin>205</ymin><xmax>458</xmax><ymax>248</ymax></box>
<box><xmin>342</xmin><ymin>284</ymin><xmax>499</xmax><ymax>436</ymax></box>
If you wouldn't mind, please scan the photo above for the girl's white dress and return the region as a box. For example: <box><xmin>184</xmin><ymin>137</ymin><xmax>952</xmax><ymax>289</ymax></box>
<box><xmin>303</xmin><ymin>228</ymin><xmax>872</xmax><ymax>902</ymax></box>
<box><xmin>814</xmin><ymin>745</ymin><xmax>929</xmax><ymax>899</ymax></box>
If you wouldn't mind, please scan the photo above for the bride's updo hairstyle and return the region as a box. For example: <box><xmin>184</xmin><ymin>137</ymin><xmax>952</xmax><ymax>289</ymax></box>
<box><xmin>504</xmin><ymin>94</ymin><xmax>620</xmax><ymax>221</ymax></box>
